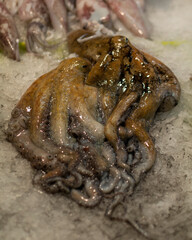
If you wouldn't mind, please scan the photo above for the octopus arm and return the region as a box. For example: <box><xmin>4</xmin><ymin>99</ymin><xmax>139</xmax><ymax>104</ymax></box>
<box><xmin>69</xmin><ymin>92</ymin><xmax>105</xmax><ymax>143</ymax></box>
<box><xmin>126</xmin><ymin>119</ymin><xmax>156</xmax><ymax>184</ymax></box>
<box><xmin>99</xmin><ymin>167</ymin><xmax>121</xmax><ymax>193</ymax></box>
<box><xmin>8</xmin><ymin>128</ymin><xmax>55</xmax><ymax>171</ymax></box>
<box><xmin>29</xmin><ymin>71</ymin><xmax>54</xmax><ymax>151</ymax></box>
<box><xmin>49</xmin><ymin>76</ymin><xmax>70</xmax><ymax>147</ymax></box>
<box><xmin>16</xmin><ymin>70</ymin><xmax>54</xmax><ymax>113</ymax></box>
<box><xmin>105</xmin><ymin>91</ymin><xmax>139</xmax><ymax>150</ymax></box>
<box><xmin>71</xmin><ymin>180</ymin><xmax>102</xmax><ymax>207</ymax></box>
<box><xmin>125</xmin><ymin>94</ymin><xmax>159</xmax><ymax>183</ymax></box>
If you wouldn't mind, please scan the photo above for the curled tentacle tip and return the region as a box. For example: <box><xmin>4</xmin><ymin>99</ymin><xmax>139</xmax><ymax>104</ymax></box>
<box><xmin>71</xmin><ymin>180</ymin><xmax>102</xmax><ymax>207</ymax></box>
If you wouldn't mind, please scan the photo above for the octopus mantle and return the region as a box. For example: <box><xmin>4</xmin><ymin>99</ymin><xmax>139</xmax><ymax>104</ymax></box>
<box><xmin>7</xmin><ymin>30</ymin><xmax>180</xmax><ymax>215</ymax></box>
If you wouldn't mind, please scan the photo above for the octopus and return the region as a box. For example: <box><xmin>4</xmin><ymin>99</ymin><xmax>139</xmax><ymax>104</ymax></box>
<box><xmin>7</xmin><ymin>29</ymin><xmax>180</xmax><ymax>219</ymax></box>
<box><xmin>0</xmin><ymin>0</ymin><xmax>150</xmax><ymax>60</ymax></box>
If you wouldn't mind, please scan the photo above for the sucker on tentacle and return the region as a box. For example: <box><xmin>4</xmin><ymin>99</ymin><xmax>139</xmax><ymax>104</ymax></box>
<box><xmin>71</xmin><ymin>180</ymin><xmax>102</xmax><ymax>207</ymax></box>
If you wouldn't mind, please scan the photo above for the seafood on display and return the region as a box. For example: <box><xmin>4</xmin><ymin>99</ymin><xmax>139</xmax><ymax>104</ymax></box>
<box><xmin>0</xmin><ymin>0</ymin><xmax>150</xmax><ymax>60</ymax></box>
<box><xmin>7</xmin><ymin>29</ymin><xmax>180</xmax><ymax>217</ymax></box>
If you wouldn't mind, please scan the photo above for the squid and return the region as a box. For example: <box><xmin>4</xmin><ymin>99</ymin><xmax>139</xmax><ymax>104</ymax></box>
<box><xmin>43</xmin><ymin>0</ymin><xmax>68</xmax><ymax>35</ymax></box>
<box><xmin>0</xmin><ymin>2</ymin><xmax>20</xmax><ymax>60</ymax></box>
<box><xmin>105</xmin><ymin>0</ymin><xmax>149</xmax><ymax>38</ymax></box>
<box><xmin>18</xmin><ymin>0</ymin><xmax>50</xmax><ymax>52</ymax></box>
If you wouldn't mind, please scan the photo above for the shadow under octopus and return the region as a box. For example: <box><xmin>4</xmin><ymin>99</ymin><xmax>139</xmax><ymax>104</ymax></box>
<box><xmin>7</xmin><ymin>29</ymin><xmax>180</xmax><ymax>218</ymax></box>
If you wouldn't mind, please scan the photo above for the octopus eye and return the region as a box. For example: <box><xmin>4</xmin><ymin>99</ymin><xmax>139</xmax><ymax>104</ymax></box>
<box><xmin>125</xmin><ymin>37</ymin><xmax>129</xmax><ymax>42</ymax></box>
<box><xmin>81</xmin><ymin>63</ymin><xmax>91</xmax><ymax>72</ymax></box>
<box><xmin>48</xmin><ymin>155</ymin><xmax>53</xmax><ymax>160</ymax></box>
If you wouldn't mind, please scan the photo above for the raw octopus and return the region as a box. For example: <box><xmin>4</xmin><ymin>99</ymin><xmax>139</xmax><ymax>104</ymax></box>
<box><xmin>6</xmin><ymin>29</ymin><xmax>180</xmax><ymax>217</ymax></box>
<box><xmin>0</xmin><ymin>0</ymin><xmax>150</xmax><ymax>60</ymax></box>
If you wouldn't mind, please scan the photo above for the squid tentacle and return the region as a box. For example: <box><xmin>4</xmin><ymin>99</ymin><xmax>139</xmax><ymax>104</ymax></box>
<box><xmin>0</xmin><ymin>2</ymin><xmax>20</xmax><ymax>60</ymax></box>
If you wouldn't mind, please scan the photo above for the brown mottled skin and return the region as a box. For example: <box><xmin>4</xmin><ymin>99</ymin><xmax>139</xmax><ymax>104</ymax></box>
<box><xmin>7</xmin><ymin>29</ymin><xmax>180</xmax><ymax>219</ymax></box>
<box><xmin>68</xmin><ymin>29</ymin><xmax>181</xmax><ymax>183</ymax></box>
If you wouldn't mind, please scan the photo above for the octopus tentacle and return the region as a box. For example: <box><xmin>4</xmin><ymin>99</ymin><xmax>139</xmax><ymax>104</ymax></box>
<box><xmin>46</xmin><ymin>60</ymin><xmax>77</xmax><ymax>145</ymax></box>
<box><xmin>41</xmin><ymin>166</ymin><xmax>66</xmax><ymax>181</ymax></box>
<box><xmin>10</xmin><ymin>128</ymin><xmax>57</xmax><ymax>171</ymax></box>
<box><xmin>121</xmin><ymin>170</ymin><xmax>135</xmax><ymax>195</ymax></box>
<box><xmin>49</xmin><ymin>58</ymin><xmax>93</xmax><ymax>146</ymax></box>
<box><xmin>122</xmin><ymin>93</ymin><xmax>159</xmax><ymax>183</ymax></box>
<box><xmin>7</xmin><ymin>110</ymin><xmax>29</xmax><ymax>142</ymax></box>
<box><xmin>41</xmin><ymin>170</ymin><xmax>83</xmax><ymax>192</ymax></box>
<box><xmin>62</xmin><ymin>171</ymin><xmax>83</xmax><ymax>188</ymax></box>
<box><xmin>125</xmin><ymin>122</ymin><xmax>156</xmax><ymax>183</ymax></box>
<box><xmin>105</xmin><ymin>169</ymin><xmax>135</xmax><ymax>216</ymax></box>
<box><xmin>99</xmin><ymin>167</ymin><xmax>121</xmax><ymax>193</ymax></box>
<box><xmin>69</xmin><ymin>89</ymin><xmax>105</xmax><ymax>143</ymax></box>
<box><xmin>29</xmin><ymin>71</ymin><xmax>55</xmax><ymax>150</ymax></box>
<box><xmin>57</xmin><ymin>150</ymin><xmax>79</xmax><ymax>171</ymax></box>
<box><xmin>100</xmin><ymin>142</ymin><xmax>116</xmax><ymax>166</ymax></box>
<box><xmin>49</xmin><ymin>70</ymin><xmax>70</xmax><ymax>147</ymax></box>
<box><xmin>105</xmin><ymin>91</ymin><xmax>139</xmax><ymax>172</ymax></box>
<box><xmin>80</xmin><ymin>143</ymin><xmax>109</xmax><ymax>173</ymax></box>
<box><xmin>41</xmin><ymin>176</ymin><xmax>70</xmax><ymax>193</ymax></box>
<box><xmin>105</xmin><ymin>91</ymin><xmax>139</xmax><ymax>150</ymax></box>
<box><xmin>71</xmin><ymin>180</ymin><xmax>102</xmax><ymax>207</ymax></box>
<box><xmin>105</xmin><ymin>179</ymin><xmax>129</xmax><ymax>216</ymax></box>
<box><xmin>118</xmin><ymin>126</ymin><xmax>133</xmax><ymax>140</ymax></box>
<box><xmin>76</xmin><ymin>164</ymin><xmax>94</xmax><ymax>177</ymax></box>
